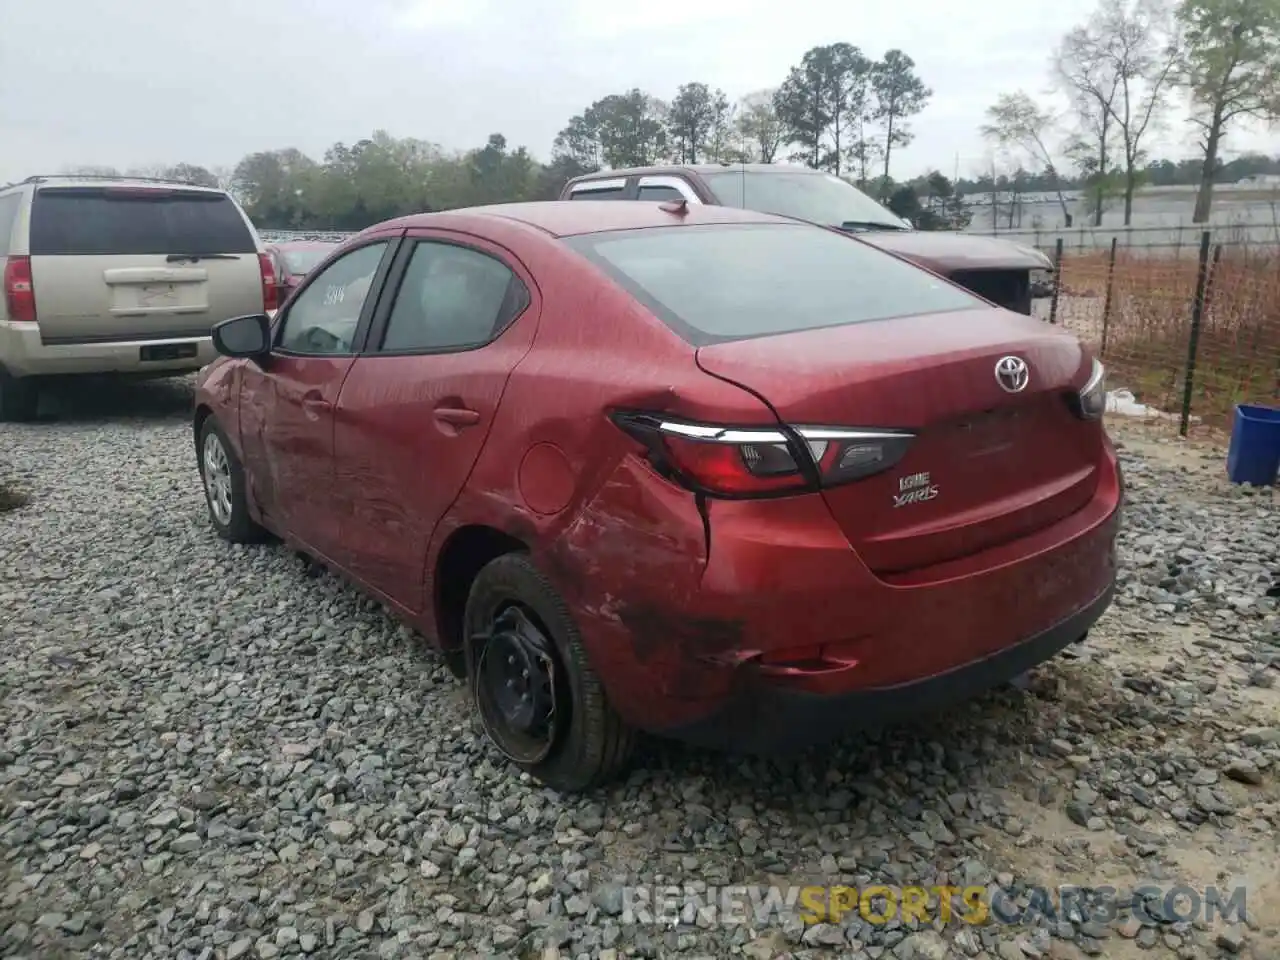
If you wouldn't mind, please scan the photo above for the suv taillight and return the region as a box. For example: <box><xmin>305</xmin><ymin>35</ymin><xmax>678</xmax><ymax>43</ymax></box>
<box><xmin>3</xmin><ymin>256</ymin><xmax>37</xmax><ymax>324</ymax></box>
<box><xmin>612</xmin><ymin>412</ymin><xmax>915</xmax><ymax>498</ymax></box>
<box><xmin>259</xmin><ymin>253</ymin><xmax>278</xmax><ymax>312</ymax></box>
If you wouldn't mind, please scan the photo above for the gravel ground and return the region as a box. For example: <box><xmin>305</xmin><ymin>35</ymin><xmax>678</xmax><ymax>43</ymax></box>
<box><xmin>2</xmin><ymin>378</ymin><xmax>1278</xmax><ymax>960</ymax></box>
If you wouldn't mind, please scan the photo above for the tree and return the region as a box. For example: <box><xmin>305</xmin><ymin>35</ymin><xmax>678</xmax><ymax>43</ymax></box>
<box><xmin>1059</xmin><ymin>0</ymin><xmax>1182</xmax><ymax>225</ymax></box>
<box><xmin>706</xmin><ymin>90</ymin><xmax>735</xmax><ymax>162</ymax></box>
<box><xmin>870</xmin><ymin>50</ymin><xmax>932</xmax><ymax>188</ymax></box>
<box><xmin>775</xmin><ymin>43</ymin><xmax>873</xmax><ymax>174</ymax></box>
<box><xmin>735</xmin><ymin>89</ymin><xmax>785</xmax><ymax>163</ymax></box>
<box><xmin>667</xmin><ymin>83</ymin><xmax>717</xmax><ymax>163</ymax></box>
<box><xmin>162</xmin><ymin>163</ymin><xmax>221</xmax><ymax>188</ymax></box>
<box><xmin>585</xmin><ymin>90</ymin><xmax>668</xmax><ymax>168</ymax></box>
<box><xmin>1055</xmin><ymin>15</ymin><xmax>1124</xmax><ymax>224</ymax></box>
<box><xmin>981</xmin><ymin>92</ymin><xmax>1075</xmax><ymax>225</ymax></box>
<box><xmin>552</xmin><ymin>113</ymin><xmax>603</xmax><ymax>171</ymax></box>
<box><xmin>1176</xmin><ymin>0</ymin><xmax>1280</xmax><ymax>222</ymax></box>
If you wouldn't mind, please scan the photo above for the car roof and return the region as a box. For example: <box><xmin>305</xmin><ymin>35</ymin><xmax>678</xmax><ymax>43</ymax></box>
<box><xmin>570</xmin><ymin>162</ymin><xmax>826</xmax><ymax>181</ymax></box>
<box><xmin>381</xmin><ymin>200</ymin><xmax>796</xmax><ymax>238</ymax></box>
<box><xmin>22</xmin><ymin>176</ymin><xmax>228</xmax><ymax>194</ymax></box>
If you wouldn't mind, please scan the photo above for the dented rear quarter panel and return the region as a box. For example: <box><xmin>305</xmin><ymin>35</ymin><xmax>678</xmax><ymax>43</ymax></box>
<box><xmin>422</xmin><ymin>231</ymin><xmax>784</xmax><ymax>726</ymax></box>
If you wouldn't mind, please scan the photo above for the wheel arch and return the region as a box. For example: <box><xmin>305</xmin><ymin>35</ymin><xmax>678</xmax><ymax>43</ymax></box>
<box><xmin>432</xmin><ymin>523</ymin><xmax>528</xmax><ymax>673</ymax></box>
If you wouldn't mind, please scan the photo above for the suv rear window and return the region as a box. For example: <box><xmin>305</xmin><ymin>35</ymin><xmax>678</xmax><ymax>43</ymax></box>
<box><xmin>563</xmin><ymin>222</ymin><xmax>982</xmax><ymax>345</ymax></box>
<box><xmin>29</xmin><ymin>188</ymin><xmax>256</xmax><ymax>256</ymax></box>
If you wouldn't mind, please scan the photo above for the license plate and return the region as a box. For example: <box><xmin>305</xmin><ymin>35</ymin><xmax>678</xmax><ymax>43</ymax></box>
<box><xmin>138</xmin><ymin>284</ymin><xmax>180</xmax><ymax>306</ymax></box>
<box><xmin>139</xmin><ymin>343</ymin><xmax>198</xmax><ymax>362</ymax></box>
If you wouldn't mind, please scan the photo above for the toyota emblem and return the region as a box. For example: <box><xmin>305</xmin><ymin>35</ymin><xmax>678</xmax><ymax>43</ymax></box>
<box><xmin>994</xmin><ymin>355</ymin><xmax>1030</xmax><ymax>393</ymax></box>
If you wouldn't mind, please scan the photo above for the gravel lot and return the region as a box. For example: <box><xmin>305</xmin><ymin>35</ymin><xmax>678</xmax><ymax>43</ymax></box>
<box><xmin>2</xmin><ymin>378</ymin><xmax>1279</xmax><ymax>960</ymax></box>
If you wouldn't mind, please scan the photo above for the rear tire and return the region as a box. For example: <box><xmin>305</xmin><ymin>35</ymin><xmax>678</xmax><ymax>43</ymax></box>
<box><xmin>0</xmin><ymin>369</ymin><xmax>39</xmax><ymax>422</ymax></box>
<box><xmin>464</xmin><ymin>553</ymin><xmax>634</xmax><ymax>792</ymax></box>
<box><xmin>197</xmin><ymin>418</ymin><xmax>267</xmax><ymax>544</ymax></box>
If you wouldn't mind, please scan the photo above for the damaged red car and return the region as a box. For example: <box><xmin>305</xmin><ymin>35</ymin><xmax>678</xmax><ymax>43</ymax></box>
<box><xmin>193</xmin><ymin>200</ymin><xmax>1122</xmax><ymax>792</ymax></box>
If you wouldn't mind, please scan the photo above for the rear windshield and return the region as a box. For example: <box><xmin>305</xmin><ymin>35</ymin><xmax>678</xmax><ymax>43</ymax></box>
<box><xmin>563</xmin><ymin>223</ymin><xmax>983</xmax><ymax>345</ymax></box>
<box><xmin>702</xmin><ymin>170</ymin><xmax>908</xmax><ymax>230</ymax></box>
<box><xmin>29</xmin><ymin>188</ymin><xmax>256</xmax><ymax>256</ymax></box>
<box><xmin>282</xmin><ymin>248</ymin><xmax>331</xmax><ymax>275</ymax></box>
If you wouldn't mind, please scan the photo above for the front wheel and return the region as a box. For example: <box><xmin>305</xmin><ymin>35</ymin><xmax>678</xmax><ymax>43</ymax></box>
<box><xmin>464</xmin><ymin>553</ymin><xmax>634</xmax><ymax>792</ymax></box>
<box><xmin>197</xmin><ymin>418</ymin><xmax>267</xmax><ymax>544</ymax></box>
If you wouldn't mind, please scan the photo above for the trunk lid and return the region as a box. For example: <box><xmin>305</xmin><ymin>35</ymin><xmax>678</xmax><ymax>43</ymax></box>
<box><xmin>696</xmin><ymin>308</ymin><xmax>1101</xmax><ymax>575</ymax></box>
<box><xmin>27</xmin><ymin>186</ymin><xmax>263</xmax><ymax>343</ymax></box>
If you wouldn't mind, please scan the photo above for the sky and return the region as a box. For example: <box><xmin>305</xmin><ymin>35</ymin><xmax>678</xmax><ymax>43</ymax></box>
<box><xmin>0</xmin><ymin>0</ymin><xmax>1275</xmax><ymax>186</ymax></box>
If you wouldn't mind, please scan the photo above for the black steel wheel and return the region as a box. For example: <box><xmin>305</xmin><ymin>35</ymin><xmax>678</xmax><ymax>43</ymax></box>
<box><xmin>473</xmin><ymin>605</ymin><xmax>562</xmax><ymax>764</ymax></box>
<box><xmin>464</xmin><ymin>553</ymin><xmax>634</xmax><ymax>792</ymax></box>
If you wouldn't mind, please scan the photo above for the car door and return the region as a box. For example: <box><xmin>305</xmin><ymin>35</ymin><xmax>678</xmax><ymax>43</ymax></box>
<box><xmin>329</xmin><ymin>231</ymin><xmax>540</xmax><ymax>612</ymax></box>
<box><xmin>238</xmin><ymin>237</ymin><xmax>398</xmax><ymax>557</ymax></box>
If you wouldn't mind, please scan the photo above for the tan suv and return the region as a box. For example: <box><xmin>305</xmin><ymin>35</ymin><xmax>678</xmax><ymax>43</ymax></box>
<box><xmin>0</xmin><ymin>175</ymin><xmax>277</xmax><ymax>421</ymax></box>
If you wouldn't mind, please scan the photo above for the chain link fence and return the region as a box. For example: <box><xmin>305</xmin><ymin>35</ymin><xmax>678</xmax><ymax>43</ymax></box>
<box><xmin>1030</xmin><ymin>225</ymin><xmax>1280</xmax><ymax>437</ymax></box>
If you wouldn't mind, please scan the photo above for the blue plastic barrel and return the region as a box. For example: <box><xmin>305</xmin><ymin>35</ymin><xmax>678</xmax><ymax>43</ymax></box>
<box><xmin>1226</xmin><ymin>404</ymin><xmax>1280</xmax><ymax>486</ymax></box>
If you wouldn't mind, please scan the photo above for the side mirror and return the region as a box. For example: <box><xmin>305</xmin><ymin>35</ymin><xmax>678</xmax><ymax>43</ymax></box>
<box><xmin>212</xmin><ymin>313</ymin><xmax>272</xmax><ymax>359</ymax></box>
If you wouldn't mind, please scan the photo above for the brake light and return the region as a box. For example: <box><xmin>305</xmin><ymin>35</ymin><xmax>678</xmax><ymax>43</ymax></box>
<box><xmin>3</xmin><ymin>256</ymin><xmax>37</xmax><ymax>324</ymax></box>
<box><xmin>259</xmin><ymin>253</ymin><xmax>278</xmax><ymax>312</ymax></box>
<box><xmin>611</xmin><ymin>412</ymin><xmax>915</xmax><ymax>498</ymax></box>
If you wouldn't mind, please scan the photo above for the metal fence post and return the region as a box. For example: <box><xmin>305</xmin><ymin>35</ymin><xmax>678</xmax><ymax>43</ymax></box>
<box><xmin>1179</xmin><ymin>231</ymin><xmax>1213</xmax><ymax>437</ymax></box>
<box><xmin>1048</xmin><ymin>237</ymin><xmax>1065</xmax><ymax>325</ymax></box>
<box><xmin>1100</xmin><ymin>236</ymin><xmax>1118</xmax><ymax>357</ymax></box>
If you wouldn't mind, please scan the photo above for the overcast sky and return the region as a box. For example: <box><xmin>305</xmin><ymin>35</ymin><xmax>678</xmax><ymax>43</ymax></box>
<box><xmin>0</xmin><ymin>0</ymin><xmax>1273</xmax><ymax>185</ymax></box>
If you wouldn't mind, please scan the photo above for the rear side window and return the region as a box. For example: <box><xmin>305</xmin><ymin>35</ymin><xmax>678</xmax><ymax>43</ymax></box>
<box><xmin>569</xmin><ymin>185</ymin><xmax>627</xmax><ymax>201</ymax></box>
<box><xmin>29</xmin><ymin>188</ymin><xmax>256</xmax><ymax>256</ymax></box>
<box><xmin>0</xmin><ymin>192</ymin><xmax>21</xmax><ymax>256</ymax></box>
<box><xmin>563</xmin><ymin>223</ymin><xmax>983</xmax><ymax>346</ymax></box>
<box><xmin>379</xmin><ymin>241</ymin><xmax>528</xmax><ymax>353</ymax></box>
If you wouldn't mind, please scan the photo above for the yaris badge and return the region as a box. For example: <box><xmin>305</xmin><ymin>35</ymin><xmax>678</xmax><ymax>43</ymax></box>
<box><xmin>894</xmin><ymin>471</ymin><xmax>938</xmax><ymax>508</ymax></box>
<box><xmin>994</xmin><ymin>355</ymin><xmax>1030</xmax><ymax>393</ymax></box>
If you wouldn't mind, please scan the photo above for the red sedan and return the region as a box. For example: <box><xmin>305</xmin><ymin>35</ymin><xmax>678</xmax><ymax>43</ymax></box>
<box><xmin>193</xmin><ymin>201</ymin><xmax>1121</xmax><ymax>791</ymax></box>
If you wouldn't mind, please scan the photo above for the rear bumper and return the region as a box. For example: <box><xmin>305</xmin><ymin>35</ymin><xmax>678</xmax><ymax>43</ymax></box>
<box><xmin>666</xmin><ymin>578</ymin><xmax>1113</xmax><ymax>753</ymax></box>
<box><xmin>0</xmin><ymin>321</ymin><xmax>215</xmax><ymax>377</ymax></box>
<box><xmin>550</xmin><ymin>443</ymin><xmax>1122</xmax><ymax>750</ymax></box>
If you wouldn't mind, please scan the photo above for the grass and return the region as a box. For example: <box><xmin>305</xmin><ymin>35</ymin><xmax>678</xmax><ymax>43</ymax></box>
<box><xmin>1053</xmin><ymin>244</ymin><xmax>1280</xmax><ymax>428</ymax></box>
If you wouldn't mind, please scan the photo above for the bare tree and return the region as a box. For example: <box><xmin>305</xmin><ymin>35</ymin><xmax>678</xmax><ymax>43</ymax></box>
<box><xmin>1057</xmin><ymin>0</ymin><xmax>1181</xmax><ymax>226</ymax></box>
<box><xmin>734</xmin><ymin>90</ymin><xmax>785</xmax><ymax>163</ymax></box>
<box><xmin>1176</xmin><ymin>0</ymin><xmax>1280</xmax><ymax>223</ymax></box>
<box><xmin>1055</xmin><ymin>19</ymin><xmax>1123</xmax><ymax>224</ymax></box>
<box><xmin>981</xmin><ymin>91</ymin><xmax>1075</xmax><ymax>226</ymax></box>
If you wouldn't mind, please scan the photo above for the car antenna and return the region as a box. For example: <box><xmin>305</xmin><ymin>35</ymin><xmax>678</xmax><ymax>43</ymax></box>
<box><xmin>659</xmin><ymin>198</ymin><xmax>689</xmax><ymax>216</ymax></box>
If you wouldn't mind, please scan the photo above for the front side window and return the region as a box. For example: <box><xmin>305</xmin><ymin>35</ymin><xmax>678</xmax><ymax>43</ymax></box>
<box><xmin>277</xmin><ymin>242</ymin><xmax>387</xmax><ymax>355</ymax></box>
<box><xmin>564</xmin><ymin>222</ymin><xmax>983</xmax><ymax>346</ymax></box>
<box><xmin>379</xmin><ymin>241</ymin><xmax>527</xmax><ymax>353</ymax></box>
<box><xmin>570</xmin><ymin>184</ymin><xmax>627</xmax><ymax>201</ymax></box>
<box><xmin>282</xmin><ymin>248</ymin><xmax>331</xmax><ymax>276</ymax></box>
<box><xmin>636</xmin><ymin>184</ymin><xmax>686</xmax><ymax>202</ymax></box>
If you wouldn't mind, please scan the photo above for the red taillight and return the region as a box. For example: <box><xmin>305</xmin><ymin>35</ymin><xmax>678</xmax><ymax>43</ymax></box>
<box><xmin>3</xmin><ymin>256</ymin><xmax>37</xmax><ymax>324</ymax></box>
<box><xmin>259</xmin><ymin>253</ymin><xmax>278</xmax><ymax>312</ymax></box>
<box><xmin>611</xmin><ymin>412</ymin><xmax>916</xmax><ymax>499</ymax></box>
<box><xmin>659</xmin><ymin>432</ymin><xmax>807</xmax><ymax>495</ymax></box>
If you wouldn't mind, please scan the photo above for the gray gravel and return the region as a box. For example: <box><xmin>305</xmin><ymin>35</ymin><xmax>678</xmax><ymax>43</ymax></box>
<box><xmin>2</xmin><ymin>379</ymin><xmax>1278</xmax><ymax>960</ymax></box>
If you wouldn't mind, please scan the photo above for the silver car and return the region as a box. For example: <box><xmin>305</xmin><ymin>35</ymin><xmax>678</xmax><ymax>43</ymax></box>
<box><xmin>0</xmin><ymin>175</ymin><xmax>276</xmax><ymax>420</ymax></box>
